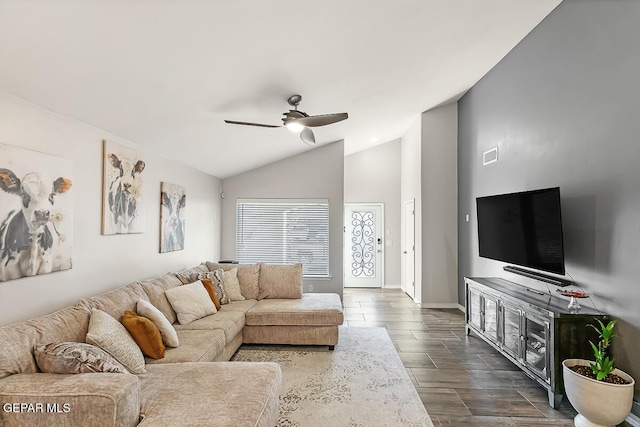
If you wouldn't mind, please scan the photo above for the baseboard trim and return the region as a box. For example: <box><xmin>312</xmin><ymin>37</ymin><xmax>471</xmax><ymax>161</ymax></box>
<box><xmin>457</xmin><ymin>304</ymin><xmax>465</xmax><ymax>312</ymax></box>
<box><xmin>419</xmin><ymin>303</ymin><xmax>460</xmax><ymax>309</ymax></box>
<box><xmin>383</xmin><ymin>283</ymin><xmax>401</xmax><ymax>289</ymax></box>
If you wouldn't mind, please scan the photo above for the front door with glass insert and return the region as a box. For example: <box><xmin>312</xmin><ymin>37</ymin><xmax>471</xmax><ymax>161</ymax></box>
<box><xmin>344</xmin><ymin>204</ymin><xmax>384</xmax><ymax>288</ymax></box>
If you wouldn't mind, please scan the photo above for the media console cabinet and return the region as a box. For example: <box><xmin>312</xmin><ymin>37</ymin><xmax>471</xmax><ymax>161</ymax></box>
<box><xmin>464</xmin><ymin>277</ymin><xmax>607</xmax><ymax>408</ymax></box>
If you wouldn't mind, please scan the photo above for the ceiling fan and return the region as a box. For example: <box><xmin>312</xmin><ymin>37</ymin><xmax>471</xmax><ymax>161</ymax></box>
<box><xmin>224</xmin><ymin>94</ymin><xmax>348</xmax><ymax>145</ymax></box>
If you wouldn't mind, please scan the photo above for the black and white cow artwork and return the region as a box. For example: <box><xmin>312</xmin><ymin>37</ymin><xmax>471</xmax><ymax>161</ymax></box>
<box><xmin>0</xmin><ymin>168</ymin><xmax>72</xmax><ymax>282</ymax></box>
<box><xmin>160</xmin><ymin>185</ymin><xmax>186</xmax><ymax>252</ymax></box>
<box><xmin>104</xmin><ymin>151</ymin><xmax>145</xmax><ymax>234</ymax></box>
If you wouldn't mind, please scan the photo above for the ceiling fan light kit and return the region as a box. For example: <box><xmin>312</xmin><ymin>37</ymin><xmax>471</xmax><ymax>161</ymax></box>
<box><xmin>224</xmin><ymin>94</ymin><xmax>348</xmax><ymax>146</ymax></box>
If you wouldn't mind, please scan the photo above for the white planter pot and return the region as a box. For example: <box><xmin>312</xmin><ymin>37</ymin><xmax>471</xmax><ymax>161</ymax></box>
<box><xmin>563</xmin><ymin>359</ymin><xmax>635</xmax><ymax>427</ymax></box>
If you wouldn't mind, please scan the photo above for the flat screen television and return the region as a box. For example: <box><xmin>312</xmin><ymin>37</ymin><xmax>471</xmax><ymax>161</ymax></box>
<box><xmin>476</xmin><ymin>187</ymin><xmax>565</xmax><ymax>275</ymax></box>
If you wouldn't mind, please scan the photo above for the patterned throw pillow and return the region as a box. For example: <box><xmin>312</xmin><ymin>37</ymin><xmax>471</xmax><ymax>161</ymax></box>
<box><xmin>34</xmin><ymin>342</ymin><xmax>129</xmax><ymax>374</ymax></box>
<box><xmin>85</xmin><ymin>309</ymin><xmax>146</xmax><ymax>374</ymax></box>
<box><xmin>221</xmin><ymin>267</ymin><xmax>245</xmax><ymax>303</ymax></box>
<box><xmin>197</xmin><ymin>270</ymin><xmax>226</xmax><ymax>305</ymax></box>
<box><xmin>206</xmin><ymin>262</ymin><xmax>260</xmax><ymax>300</ymax></box>
<box><xmin>121</xmin><ymin>311</ymin><xmax>165</xmax><ymax>359</ymax></box>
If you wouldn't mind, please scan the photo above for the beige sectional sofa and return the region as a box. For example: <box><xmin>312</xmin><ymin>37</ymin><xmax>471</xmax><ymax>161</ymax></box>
<box><xmin>0</xmin><ymin>262</ymin><xmax>344</xmax><ymax>427</ymax></box>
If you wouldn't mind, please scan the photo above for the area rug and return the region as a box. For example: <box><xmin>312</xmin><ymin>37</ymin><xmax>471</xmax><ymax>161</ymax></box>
<box><xmin>232</xmin><ymin>327</ymin><xmax>434</xmax><ymax>427</ymax></box>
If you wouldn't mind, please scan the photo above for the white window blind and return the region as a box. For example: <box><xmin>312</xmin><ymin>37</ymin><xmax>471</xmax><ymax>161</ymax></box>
<box><xmin>236</xmin><ymin>199</ymin><xmax>330</xmax><ymax>277</ymax></box>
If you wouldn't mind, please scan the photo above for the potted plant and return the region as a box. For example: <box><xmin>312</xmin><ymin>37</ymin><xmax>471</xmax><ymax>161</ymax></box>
<box><xmin>563</xmin><ymin>320</ymin><xmax>635</xmax><ymax>427</ymax></box>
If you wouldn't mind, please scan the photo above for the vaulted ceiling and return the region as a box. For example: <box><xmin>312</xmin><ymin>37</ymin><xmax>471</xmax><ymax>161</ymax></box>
<box><xmin>0</xmin><ymin>0</ymin><xmax>561</xmax><ymax>178</ymax></box>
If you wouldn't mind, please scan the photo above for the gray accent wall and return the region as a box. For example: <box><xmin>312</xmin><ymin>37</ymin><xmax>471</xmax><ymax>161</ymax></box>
<box><xmin>458</xmin><ymin>0</ymin><xmax>640</xmax><ymax>396</ymax></box>
<box><xmin>221</xmin><ymin>141</ymin><xmax>344</xmax><ymax>299</ymax></box>
<box><xmin>344</xmin><ymin>139</ymin><xmax>401</xmax><ymax>287</ymax></box>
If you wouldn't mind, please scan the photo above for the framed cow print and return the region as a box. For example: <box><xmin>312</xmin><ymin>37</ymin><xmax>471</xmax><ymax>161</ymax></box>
<box><xmin>0</xmin><ymin>143</ymin><xmax>73</xmax><ymax>282</ymax></box>
<box><xmin>102</xmin><ymin>140</ymin><xmax>146</xmax><ymax>235</ymax></box>
<box><xmin>160</xmin><ymin>182</ymin><xmax>186</xmax><ymax>253</ymax></box>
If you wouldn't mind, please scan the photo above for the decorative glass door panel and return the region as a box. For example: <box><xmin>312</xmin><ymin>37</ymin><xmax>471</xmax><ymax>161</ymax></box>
<box><xmin>524</xmin><ymin>315</ymin><xmax>548</xmax><ymax>380</ymax></box>
<box><xmin>501</xmin><ymin>303</ymin><xmax>521</xmax><ymax>359</ymax></box>
<box><xmin>484</xmin><ymin>295</ymin><xmax>499</xmax><ymax>343</ymax></box>
<box><xmin>344</xmin><ymin>204</ymin><xmax>384</xmax><ymax>287</ymax></box>
<box><xmin>468</xmin><ymin>288</ymin><xmax>482</xmax><ymax>331</ymax></box>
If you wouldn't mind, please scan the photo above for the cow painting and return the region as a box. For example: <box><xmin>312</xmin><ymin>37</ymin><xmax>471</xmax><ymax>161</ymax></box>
<box><xmin>160</xmin><ymin>182</ymin><xmax>186</xmax><ymax>253</ymax></box>
<box><xmin>0</xmin><ymin>145</ymin><xmax>73</xmax><ymax>282</ymax></box>
<box><xmin>102</xmin><ymin>140</ymin><xmax>145</xmax><ymax>235</ymax></box>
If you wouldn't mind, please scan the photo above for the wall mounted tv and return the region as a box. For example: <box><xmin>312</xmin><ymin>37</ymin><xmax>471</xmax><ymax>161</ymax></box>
<box><xmin>476</xmin><ymin>187</ymin><xmax>565</xmax><ymax>275</ymax></box>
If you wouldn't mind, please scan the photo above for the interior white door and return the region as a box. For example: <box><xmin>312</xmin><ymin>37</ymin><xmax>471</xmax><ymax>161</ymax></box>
<box><xmin>403</xmin><ymin>200</ymin><xmax>415</xmax><ymax>299</ymax></box>
<box><xmin>344</xmin><ymin>204</ymin><xmax>384</xmax><ymax>288</ymax></box>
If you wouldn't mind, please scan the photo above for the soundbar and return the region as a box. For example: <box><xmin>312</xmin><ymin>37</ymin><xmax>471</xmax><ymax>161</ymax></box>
<box><xmin>503</xmin><ymin>265</ymin><xmax>574</xmax><ymax>287</ymax></box>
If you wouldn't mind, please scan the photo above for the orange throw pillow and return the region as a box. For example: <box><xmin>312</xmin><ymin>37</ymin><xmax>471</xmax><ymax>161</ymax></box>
<box><xmin>201</xmin><ymin>278</ymin><xmax>221</xmax><ymax>310</ymax></box>
<box><xmin>121</xmin><ymin>311</ymin><xmax>165</xmax><ymax>359</ymax></box>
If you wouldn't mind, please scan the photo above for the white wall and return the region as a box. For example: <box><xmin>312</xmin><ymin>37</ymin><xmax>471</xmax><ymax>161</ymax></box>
<box><xmin>400</xmin><ymin>117</ymin><xmax>422</xmax><ymax>302</ymax></box>
<box><xmin>220</xmin><ymin>141</ymin><xmax>344</xmax><ymax>298</ymax></box>
<box><xmin>421</xmin><ymin>103</ymin><xmax>458</xmax><ymax>306</ymax></box>
<box><xmin>344</xmin><ymin>139</ymin><xmax>401</xmax><ymax>287</ymax></box>
<box><xmin>0</xmin><ymin>92</ymin><xmax>221</xmax><ymax>326</ymax></box>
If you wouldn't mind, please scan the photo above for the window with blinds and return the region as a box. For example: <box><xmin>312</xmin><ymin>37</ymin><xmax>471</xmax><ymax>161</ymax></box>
<box><xmin>236</xmin><ymin>199</ymin><xmax>330</xmax><ymax>277</ymax></box>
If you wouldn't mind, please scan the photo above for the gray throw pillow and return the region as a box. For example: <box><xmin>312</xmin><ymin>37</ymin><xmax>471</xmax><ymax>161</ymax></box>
<box><xmin>34</xmin><ymin>342</ymin><xmax>129</xmax><ymax>374</ymax></box>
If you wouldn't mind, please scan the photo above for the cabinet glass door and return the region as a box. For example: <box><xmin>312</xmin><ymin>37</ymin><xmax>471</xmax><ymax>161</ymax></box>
<box><xmin>501</xmin><ymin>303</ymin><xmax>521</xmax><ymax>359</ymax></box>
<box><xmin>468</xmin><ymin>288</ymin><xmax>482</xmax><ymax>331</ymax></box>
<box><xmin>524</xmin><ymin>315</ymin><xmax>548</xmax><ymax>380</ymax></box>
<box><xmin>484</xmin><ymin>295</ymin><xmax>498</xmax><ymax>342</ymax></box>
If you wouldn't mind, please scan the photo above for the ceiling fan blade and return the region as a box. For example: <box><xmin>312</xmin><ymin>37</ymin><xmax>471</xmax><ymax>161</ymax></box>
<box><xmin>293</xmin><ymin>112</ymin><xmax>348</xmax><ymax>127</ymax></box>
<box><xmin>300</xmin><ymin>127</ymin><xmax>316</xmax><ymax>145</ymax></box>
<box><xmin>224</xmin><ymin>120</ymin><xmax>281</xmax><ymax>128</ymax></box>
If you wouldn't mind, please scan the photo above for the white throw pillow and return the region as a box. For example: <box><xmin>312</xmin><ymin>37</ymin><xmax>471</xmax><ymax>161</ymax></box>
<box><xmin>85</xmin><ymin>309</ymin><xmax>146</xmax><ymax>374</ymax></box>
<box><xmin>165</xmin><ymin>281</ymin><xmax>217</xmax><ymax>325</ymax></box>
<box><xmin>136</xmin><ymin>299</ymin><xmax>179</xmax><ymax>347</ymax></box>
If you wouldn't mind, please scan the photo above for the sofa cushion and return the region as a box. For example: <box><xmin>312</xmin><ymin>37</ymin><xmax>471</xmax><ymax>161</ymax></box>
<box><xmin>145</xmin><ymin>329</ymin><xmax>225</xmax><ymax>364</ymax></box>
<box><xmin>165</xmin><ymin>281</ymin><xmax>217</xmax><ymax>325</ymax></box>
<box><xmin>86</xmin><ymin>309</ymin><xmax>146</xmax><ymax>374</ymax></box>
<box><xmin>33</xmin><ymin>342</ymin><xmax>129</xmax><ymax>374</ymax></box>
<box><xmin>246</xmin><ymin>293</ymin><xmax>344</xmax><ymax>326</ymax></box>
<box><xmin>173</xmin><ymin>311</ymin><xmax>245</xmax><ymax>345</ymax></box>
<box><xmin>137</xmin><ymin>362</ymin><xmax>281</xmax><ymax>427</ymax></box>
<box><xmin>121</xmin><ymin>311</ymin><xmax>165</xmax><ymax>359</ymax></box>
<box><xmin>136</xmin><ymin>299</ymin><xmax>179</xmax><ymax>348</ymax></box>
<box><xmin>257</xmin><ymin>263</ymin><xmax>303</xmax><ymax>299</ymax></box>
<box><xmin>218</xmin><ymin>299</ymin><xmax>257</xmax><ymax>314</ymax></box>
<box><xmin>207</xmin><ymin>262</ymin><xmax>261</xmax><ymax>300</ymax></box>
<box><xmin>0</xmin><ymin>306</ymin><xmax>90</xmax><ymax>380</ymax></box>
<box><xmin>139</xmin><ymin>273</ymin><xmax>183</xmax><ymax>324</ymax></box>
<box><xmin>0</xmin><ymin>372</ymin><xmax>140</xmax><ymax>427</ymax></box>
<box><xmin>76</xmin><ymin>282</ymin><xmax>149</xmax><ymax>321</ymax></box>
<box><xmin>174</xmin><ymin>263</ymin><xmax>209</xmax><ymax>284</ymax></box>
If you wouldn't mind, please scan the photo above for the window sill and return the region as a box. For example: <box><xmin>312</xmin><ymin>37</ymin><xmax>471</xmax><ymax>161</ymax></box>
<box><xmin>304</xmin><ymin>275</ymin><xmax>333</xmax><ymax>280</ymax></box>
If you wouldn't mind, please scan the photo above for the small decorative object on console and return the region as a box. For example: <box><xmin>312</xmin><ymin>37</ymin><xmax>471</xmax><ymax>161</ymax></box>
<box><xmin>556</xmin><ymin>288</ymin><xmax>589</xmax><ymax>311</ymax></box>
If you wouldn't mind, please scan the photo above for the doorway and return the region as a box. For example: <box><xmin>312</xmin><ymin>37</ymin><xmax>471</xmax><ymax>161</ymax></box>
<box><xmin>403</xmin><ymin>199</ymin><xmax>415</xmax><ymax>299</ymax></box>
<box><xmin>344</xmin><ymin>203</ymin><xmax>384</xmax><ymax>288</ymax></box>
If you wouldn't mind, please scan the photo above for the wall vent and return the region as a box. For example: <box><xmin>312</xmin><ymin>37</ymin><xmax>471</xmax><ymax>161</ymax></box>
<box><xmin>483</xmin><ymin>147</ymin><xmax>498</xmax><ymax>165</ymax></box>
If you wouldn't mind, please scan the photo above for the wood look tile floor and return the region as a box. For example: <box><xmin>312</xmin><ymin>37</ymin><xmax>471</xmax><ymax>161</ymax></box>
<box><xmin>342</xmin><ymin>288</ymin><xmax>630</xmax><ymax>427</ymax></box>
